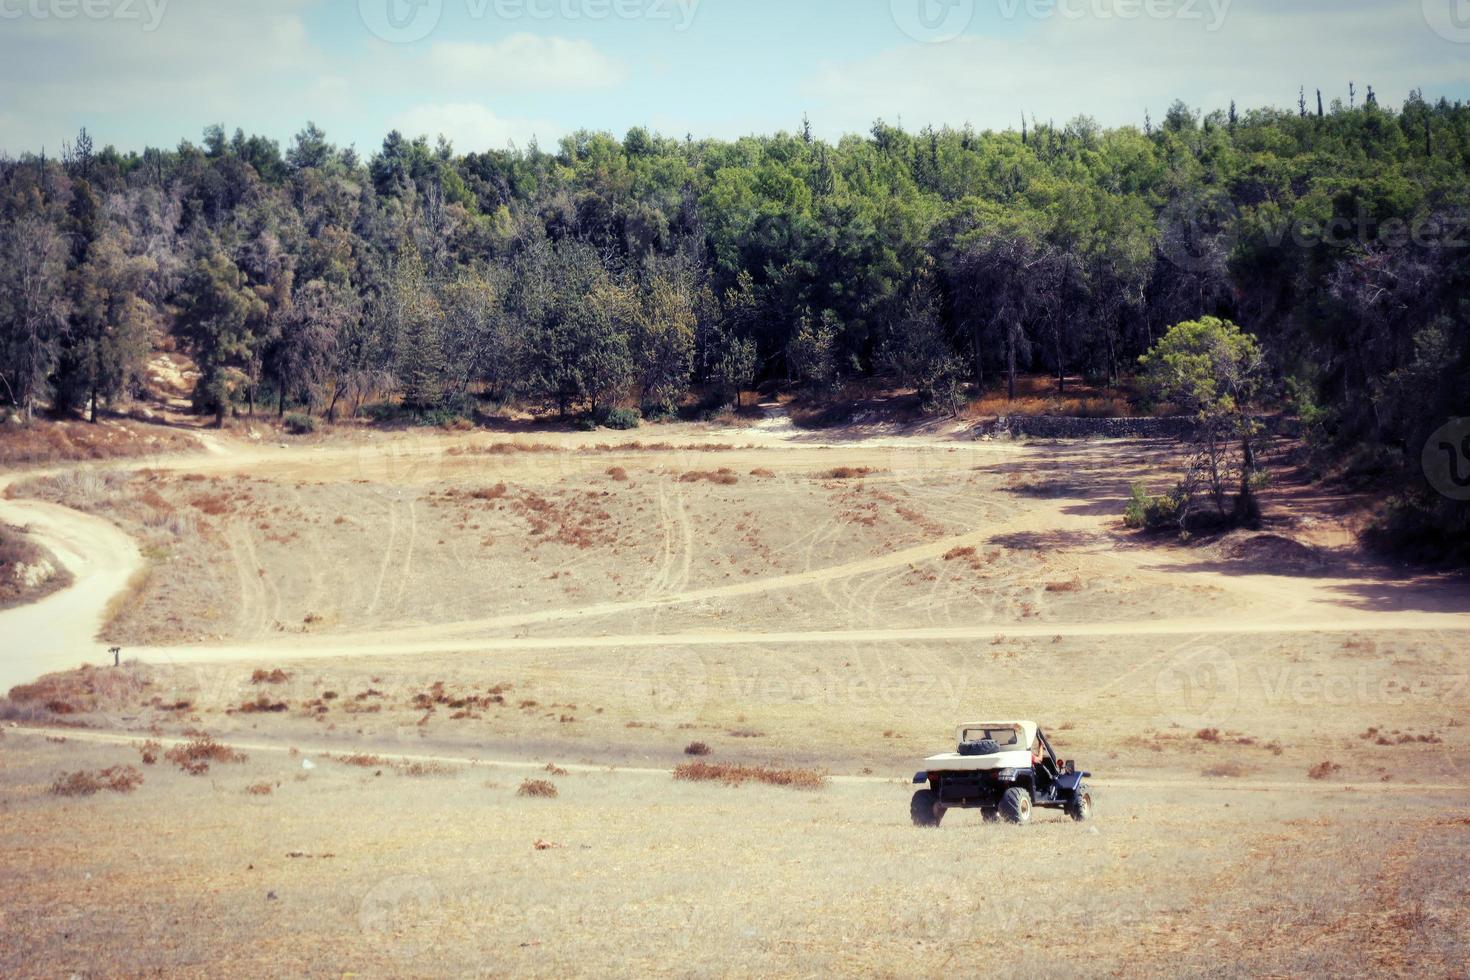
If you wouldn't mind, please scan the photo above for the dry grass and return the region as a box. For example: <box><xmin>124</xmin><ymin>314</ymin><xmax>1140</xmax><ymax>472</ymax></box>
<box><xmin>251</xmin><ymin>669</ymin><xmax>292</xmax><ymax>684</ymax></box>
<box><xmin>235</xmin><ymin>695</ymin><xmax>288</xmax><ymax>714</ymax></box>
<box><xmin>163</xmin><ymin>736</ymin><xmax>247</xmax><ymax>775</ymax></box>
<box><xmin>0</xmin><ymin>418</ymin><xmax>197</xmax><ymax>467</ymax></box>
<box><xmin>962</xmin><ymin>375</ymin><xmax>1141</xmax><ymax>420</ymax></box>
<box><xmin>684</xmin><ymin>741</ymin><xmax>713</xmax><ymax>756</ymax></box>
<box><xmin>822</xmin><ymin>467</ymin><xmax>880</xmax><ymax>480</ymax></box>
<box><xmin>50</xmin><ymin>766</ymin><xmax>143</xmax><ymax>796</ymax></box>
<box><xmin>672</xmin><ymin>761</ymin><xmax>828</xmax><ymax>790</ymax></box>
<box><xmin>517</xmin><ymin>778</ymin><xmax>559</xmax><ymax>798</ymax></box>
<box><xmin>7</xmin><ymin>663</ymin><xmax>154</xmax><ymax>716</ymax></box>
<box><xmin>680</xmin><ymin>469</ymin><xmax>739</xmax><ymax>486</ymax></box>
<box><xmin>1308</xmin><ymin>761</ymin><xmax>1343</xmax><ymax>780</ymax></box>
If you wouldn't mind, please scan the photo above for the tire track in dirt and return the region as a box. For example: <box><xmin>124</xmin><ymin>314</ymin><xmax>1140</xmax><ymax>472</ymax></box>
<box><xmin>7</xmin><ymin>726</ymin><xmax>1469</xmax><ymax>795</ymax></box>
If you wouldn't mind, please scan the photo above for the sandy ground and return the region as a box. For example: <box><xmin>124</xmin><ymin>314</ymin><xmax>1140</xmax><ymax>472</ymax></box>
<box><xmin>2</xmin><ymin>411</ymin><xmax>1469</xmax><ymax>977</ymax></box>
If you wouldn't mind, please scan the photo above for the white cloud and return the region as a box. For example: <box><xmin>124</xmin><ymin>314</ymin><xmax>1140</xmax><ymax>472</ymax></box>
<box><xmin>428</xmin><ymin>34</ymin><xmax>625</xmax><ymax>90</ymax></box>
<box><xmin>388</xmin><ymin>102</ymin><xmax>560</xmax><ymax>151</ymax></box>
<box><xmin>802</xmin><ymin>2</ymin><xmax>1465</xmax><ymax>135</ymax></box>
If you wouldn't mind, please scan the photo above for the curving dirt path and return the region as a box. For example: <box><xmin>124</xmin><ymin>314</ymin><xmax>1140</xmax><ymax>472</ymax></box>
<box><xmin>3</xmin><ymin>424</ymin><xmax>1470</xmax><ymax>691</ymax></box>
<box><xmin>0</xmin><ymin>493</ymin><xmax>143</xmax><ymax>692</ymax></box>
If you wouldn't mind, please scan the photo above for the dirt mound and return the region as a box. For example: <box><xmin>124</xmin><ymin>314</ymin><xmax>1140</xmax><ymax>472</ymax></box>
<box><xmin>1215</xmin><ymin>532</ymin><xmax>1326</xmax><ymax>574</ymax></box>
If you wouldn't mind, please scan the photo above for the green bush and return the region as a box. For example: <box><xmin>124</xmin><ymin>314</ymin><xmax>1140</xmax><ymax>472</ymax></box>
<box><xmin>1124</xmin><ymin>483</ymin><xmax>1181</xmax><ymax>531</ymax></box>
<box><xmin>283</xmin><ymin>412</ymin><xmax>317</xmax><ymax>435</ymax></box>
<box><xmin>595</xmin><ymin>407</ymin><xmax>641</xmax><ymax>430</ymax></box>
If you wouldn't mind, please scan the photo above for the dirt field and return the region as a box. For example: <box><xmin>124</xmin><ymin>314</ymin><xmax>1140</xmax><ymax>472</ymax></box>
<box><xmin>2</xmin><ymin>410</ymin><xmax>1468</xmax><ymax>977</ymax></box>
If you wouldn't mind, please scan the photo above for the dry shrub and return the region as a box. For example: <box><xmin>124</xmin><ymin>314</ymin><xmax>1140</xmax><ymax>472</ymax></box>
<box><xmin>606</xmin><ymin>467</ymin><xmax>629</xmax><ymax>481</ymax></box>
<box><xmin>673</xmin><ymin>761</ymin><xmax>827</xmax><ymax>790</ymax></box>
<box><xmin>544</xmin><ymin>763</ymin><xmax>569</xmax><ymax>776</ymax></box>
<box><xmin>943</xmin><ymin>546</ymin><xmax>977</xmax><ymax>561</ymax></box>
<box><xmin>1196</xmin><ymin>728</ymin><xmax>1221</xmax><ymax>742</ymax></box>
<box><xmin>726</xmin><ymin>729</ymin><xmax>766</xmax><ymax>739</ymax></box>
<box><xmin>246</xmin><ymin>782</ymin><xmax>274</xmax><ymax>796</ymax></box>
<box><xmin>680</xmin><ymin>469</ymin><xmax>739</xmax><ymax>485</ymax></box>
<box><xmin>399</xmin><ymin>762</ymin><xmax>452</xmax><ymax>778</ymax></box>
<box><xmin>0</xmin><ymin>419</ymin><xmax>198</xmax><ymax>467</ymax></box>
<box><xmin>470</xmin><ymin>484</ymin><xmax>509</xmax><ymax>501</ymax></box>
<box><xmin>684</xmin><ymin>741</ymin><xmax>713</xmax><ymax>756</ymax></box>
<box><xmin>1045</xmin><ymin>579</ymin><xmax>1082</xmax><ymax>593</ymax></box>
<box><xmin>189</xmin><ymin>494</ymin><xmax>231</xmax><ymax>516</ymax></box>
<box><xmin>164</xmin><ymin>736</ymin><xmax>246</xmax><ymax>775</ymax></box>
<box><xmin>963</xmin><ymin>376</ymin><xmax>1136</xmax><ymax>420</ymax></box>
<box><xmin>823</xmin><ymin>467</ymin><xmax>878</xmax><ymax>480</ymax></box>
<box><xmin>338</xmin><ymin>753</ymin><xmax>388</xmax><ymax>768</ymax></box>
<box><xmin>251</xmin><ymin>668</ymin><xmax>292</xmax><ymax>684</ymax></box>
<box><xmin>456</xmin><ymin>442</ymin><xmax>558</xmax><ymax>456</ymax></box>
<box><xmin>518</xmin><ymin>778</ymin><xmax>559</xmax><ymax>798</ymax></box>
<box><xmin>1307</xmin><ymin>761</ymin><xmax>1342</xmax><ymax>781</ymax></box>
<box><xmin>101</xmin><ymin>564</ymin><xmax>152</xmax><ymax>634</ymax></box>
<box><xmin>749</xmin><ymin>468</ymin><xmax>775</xmax><ymax>478</ymax></box>
<box><xmin>51</xmin><ymin>766</ymin><xmax>143</xmax><ymax>796</ymax></box>
<box><xmin>137</xmin><ymin>740</ymin><xmax>161</xmax><ymax>765</ymax></box>
<box><xmin>236</xmin><ymin>694</ymin><xmax>288</xmax><ymax>714</ymax></box>
<box><xmin>8</xmin><ymin>663</ymin><xmax>154</xmax><ymax>715</ymax></box>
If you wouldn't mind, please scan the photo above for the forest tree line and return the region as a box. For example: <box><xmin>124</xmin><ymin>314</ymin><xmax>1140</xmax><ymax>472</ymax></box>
<box><xmin>1</xmin><ymin>91</ymin><xmax>1467</xmax><ymax>550</ymax></box>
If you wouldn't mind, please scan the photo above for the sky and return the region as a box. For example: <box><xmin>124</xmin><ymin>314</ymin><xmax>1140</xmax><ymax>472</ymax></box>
<box><xmin>1</xmin><ymin>0</ymin><xmax>1467</xmax><ymax>157</ymax></box>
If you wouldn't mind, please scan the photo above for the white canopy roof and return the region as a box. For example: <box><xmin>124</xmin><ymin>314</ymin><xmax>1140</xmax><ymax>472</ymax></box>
<box><xmin>957</xmin><ymin>721</ymin><xmax>1038</xmax><ymax>746</ymax></box>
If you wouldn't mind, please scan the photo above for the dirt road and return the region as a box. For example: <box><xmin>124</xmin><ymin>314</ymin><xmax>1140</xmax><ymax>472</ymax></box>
<box><xmin>3</xmin><ymin>422</ymin><xmax>1469</xmax><ymax>691</ymax></box>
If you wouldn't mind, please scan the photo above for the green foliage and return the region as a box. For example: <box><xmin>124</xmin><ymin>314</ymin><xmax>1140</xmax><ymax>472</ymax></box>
<box><xmin>283</xmin><ymin>412</ymin><xmax>316</xmax><ymax>435</ymax></box>
<box><xmin>1140</xmin><ymin>318</ymin><xmax>1267</xmax><ymax>526</ymax></box>
<box><xmin>1124</xmin><ymin>483</ymin><xmax>1181</xmax><ymax>532</ymax></box>
<box><xmin>4</xmin><ymin>103</ymin><xmax>1469</xmax><ymax>556</ymax></box>
<box><xmin>594</xmin><ymin>406</ymin><xmax>642</xmax><ymax>430</ymax></box>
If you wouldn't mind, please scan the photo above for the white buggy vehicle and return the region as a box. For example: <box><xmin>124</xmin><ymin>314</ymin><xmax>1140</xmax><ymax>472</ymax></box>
<box><xmin>910</xmin><ymin>721</ymin><xmax>1092</xmax><ymax>826</ymax></box>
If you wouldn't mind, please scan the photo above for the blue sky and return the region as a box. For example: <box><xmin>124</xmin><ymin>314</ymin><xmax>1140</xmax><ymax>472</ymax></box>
<box><xmin>1</xmin><ymin>0</ymin><xmax>1467</xmax><ymax>156</ymax></box>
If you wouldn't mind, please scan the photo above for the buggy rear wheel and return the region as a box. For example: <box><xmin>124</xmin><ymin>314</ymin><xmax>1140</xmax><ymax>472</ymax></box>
<box><xmin>1066</xmin><ymin>789</ymin><xmax>1093</xmax><ymax>822</ymax></box>
<box><xmin>998</xmin><ymin>787</ymin><xmax>1032</xmax><ymax>824</ymax></box>
<box><xmin>910</xmin><ymin>789</ymin><xmax>944</xmax><ymax>828</ymax></box>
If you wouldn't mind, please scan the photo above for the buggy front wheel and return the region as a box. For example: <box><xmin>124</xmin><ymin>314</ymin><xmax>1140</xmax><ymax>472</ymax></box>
<box><xmin>910</xmin><ymin>789</ymin><xmax>945</xmax><ymax>828</ymax></box>
<box><xmin>998</xmin><ymin>787</ymin><xmax>1032</xmax><ymax>824</ymax></box>
<box><xmin>1066</xmin><ymin>789</ymin><xmax>1093</xmax><ymax>822</ymax></box>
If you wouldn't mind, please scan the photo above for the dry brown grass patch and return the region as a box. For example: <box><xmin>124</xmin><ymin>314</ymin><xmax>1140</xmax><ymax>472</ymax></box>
<box><xmin>684</xmin><ymin>741</ymin><xmax>713</xmax><ymax>756</ymax></box>
<box><xmin>164</xmin><ymin>736</ymin><xmax>246</xmax><ymax>775</ymax></box>
<box><xmin>822</xmin><ymin>467</ymin><xmax>879</xmax><ymax>480</ymax></box>
<box><xmin>51</xmin><ymin>766</ymin><xmax>143</xmax><ymax>796</ymax></box>
<box><xmin>251</xmin><ymin>668</ymin><xmax>292</xmax><ymax>684</ymax></box>
<box><xmin>1307</xmin><ymin>761</ymin><xmax>1343</xmax><ymax>780</ymax></box>
<box><xmin>518</xmin><ymin>778</ymin><xmax>559</xmax><ymax>798</ymax></box>
<box><xmin>673</xmin><ymin>761</ymin><xmax>827</xmax><ymax>790</ymax></box>
<box><xmin>680</xmin><ymin>468</ymin><xmax>739</xmax><ymax>486</ymax></box>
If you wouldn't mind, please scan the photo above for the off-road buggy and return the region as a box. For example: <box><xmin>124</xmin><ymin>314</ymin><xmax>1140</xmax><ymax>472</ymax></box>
<box><xmin>910</xmin><ymin>721</ymin><xmax>1091</xmax><ymax>826</ymax></box>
